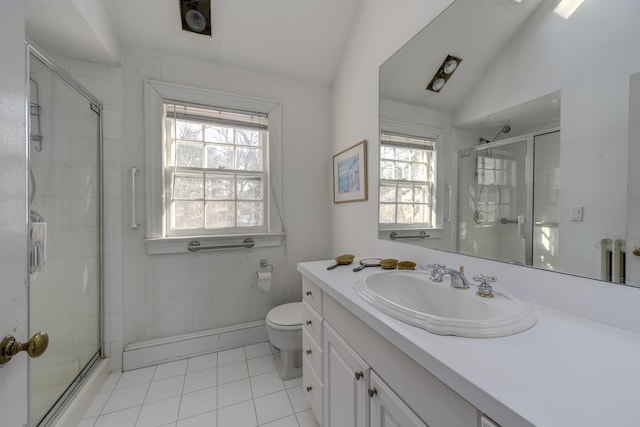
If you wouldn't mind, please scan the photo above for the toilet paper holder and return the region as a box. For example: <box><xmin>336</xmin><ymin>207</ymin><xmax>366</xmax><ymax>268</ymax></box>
<box><xmin>260</xmin><ymin>259</ymin><xmax>273</xmax><ymax>274</ymax></box>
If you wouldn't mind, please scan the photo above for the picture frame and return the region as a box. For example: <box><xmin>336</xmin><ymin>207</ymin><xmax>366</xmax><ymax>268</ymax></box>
<box><xmin>333</xmin><ymin>140</ymin><xmax>368</xmax><ymax>203</ymax></box>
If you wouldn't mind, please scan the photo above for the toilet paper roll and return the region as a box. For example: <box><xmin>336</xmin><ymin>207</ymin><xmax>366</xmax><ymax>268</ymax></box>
<box><xmin>256</xmin><ymin>271</ymin><xmax>272</xmax><ymax>291</ymax></box>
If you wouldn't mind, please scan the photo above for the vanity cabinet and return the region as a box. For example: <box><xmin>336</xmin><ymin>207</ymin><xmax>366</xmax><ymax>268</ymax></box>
<box><xmin>302</xmin><ymin>277</ymin><xmax>324</xmax><ymax>424</ymax></box>
<box><xmin>323</xmin><ymin>323</ymin><xmax>369</xmax><ymax>427</ymax></box>
<box><xmin>369</xmin><ymin>371</ymin><xmax>428</xmax><ymax>427</ymax></box>
<box><xmin>323</xmin><ymin>322</ymin><xmax>427</xmax><ymax>427</ymax></box>
<box><xmin>301</xmin><ymin>275</ymin><xmax>479</xmax><ymax>427</ymax></box>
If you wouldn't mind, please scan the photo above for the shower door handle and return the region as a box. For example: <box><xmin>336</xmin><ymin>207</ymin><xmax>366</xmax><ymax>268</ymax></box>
<box><xmin>517</xmin><ymin>215</ymin><xmax>526</xmax><ymax>239</ymax></box>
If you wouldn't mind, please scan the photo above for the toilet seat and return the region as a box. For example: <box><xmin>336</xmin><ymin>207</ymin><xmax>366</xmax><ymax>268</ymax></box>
<box><xmin>266</xmin><ymin>302</ymin><xmax>302</xmax><ymax>330</ymax></box>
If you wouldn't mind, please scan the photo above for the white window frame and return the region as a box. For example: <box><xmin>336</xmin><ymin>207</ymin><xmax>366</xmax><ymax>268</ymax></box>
<box><xmin>144</xmin><ymin>80</ymin><xmax>284</xmax><ymax>254</ymax></box>
<box><xmin>378</xmin><ymin>119</ymin><xmax>444</xmax><ymax>240</ymax></box>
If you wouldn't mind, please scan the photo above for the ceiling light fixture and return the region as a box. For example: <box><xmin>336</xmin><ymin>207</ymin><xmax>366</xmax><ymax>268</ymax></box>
<box><xmin>179</xmin><ymin>0</ymin><xmax>212</xmax><ymax>36</ymax></box>
<box><xmin>553</xmin><ymin>0</ymin><xmax>585</xmax><ymax>19</ymax></box>
<box><xmin>426</xmin><ymin>54</ymin><xmax>463</xmax><ymax>93</ymax></box>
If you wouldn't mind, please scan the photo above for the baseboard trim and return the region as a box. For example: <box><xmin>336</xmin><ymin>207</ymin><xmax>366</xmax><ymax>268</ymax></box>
<box><xmin>123</xmin><ymin>320</ymin><xmax>268</xmax><ymax>371</ymax></box>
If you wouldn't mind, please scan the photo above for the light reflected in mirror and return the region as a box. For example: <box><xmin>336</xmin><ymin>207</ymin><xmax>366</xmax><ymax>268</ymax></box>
<box><xmin>379</xmin><ymin>0</ymin><xmax>640</xmax><ymax>287</ymax></box>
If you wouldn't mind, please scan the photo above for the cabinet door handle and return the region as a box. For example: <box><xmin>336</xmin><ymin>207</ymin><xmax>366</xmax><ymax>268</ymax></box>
<box><xmin>305</xmin><ymin>291</ymin><xmax>312</xmax><ymax>296</ymax></box>
<box><xmin>305</xmin><ymin>320</ymin><xmax>312</xmax><ymax>325</ymax></box>
<box><xmin>306</xmin><ymin>349</ymin><xmax>312</xmax><ymax>355</ymax></box>
<box><xmin>367</xmin><ymin>387</ymin><xmax>377</xmax><ymax>398</ymax></box>
<box><xmin>306</xmin><ymin>385</ymin><xmax>313</xmax><ymax>392</ymax></box>
<box><xmin>355</xmin><ymin>371</ymin><xmax>364</xmax><ymax>380</ymax></box>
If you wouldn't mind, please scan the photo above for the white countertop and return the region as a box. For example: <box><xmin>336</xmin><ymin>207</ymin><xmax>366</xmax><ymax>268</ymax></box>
<box><xmin>298</xmin><ymin>260</ymin><xmax>640</xmax><ymax>427</ymax></box>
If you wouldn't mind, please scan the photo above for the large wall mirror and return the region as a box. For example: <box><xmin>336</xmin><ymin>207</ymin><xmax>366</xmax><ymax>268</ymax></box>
<box><xmin>379</xmin><ymin>0</ymin><xmax>640</xmax><ymax>287</ymax></box>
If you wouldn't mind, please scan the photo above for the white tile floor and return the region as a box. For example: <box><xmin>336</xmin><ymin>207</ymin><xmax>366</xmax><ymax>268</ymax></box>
<box><xmin>78</xmin><ymin>342</ymin><xmax>320</xmax><ymax>427</ymax></box>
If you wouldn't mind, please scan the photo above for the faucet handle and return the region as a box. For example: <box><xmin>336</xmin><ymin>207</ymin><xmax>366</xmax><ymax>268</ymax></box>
<box><xmin>473</xmin><ymin>274</ymin><xmax>496</xmax><ymax>284</ymax></box>
<box><xmin>473</xmin><ymin>275</ymin><xmax>496</xmax><ymax>298</ymax></box>
<box><xmin>428</xmin><ymin>264</ymin><xmax>446</xmax><ymax>282</ymax></box>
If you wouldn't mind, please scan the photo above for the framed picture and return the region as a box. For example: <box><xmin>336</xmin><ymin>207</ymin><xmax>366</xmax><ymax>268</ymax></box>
<box><xmin>333</xmin><ymin>140</ymin><xmax>368</xmax><ymax>203</ymax></box>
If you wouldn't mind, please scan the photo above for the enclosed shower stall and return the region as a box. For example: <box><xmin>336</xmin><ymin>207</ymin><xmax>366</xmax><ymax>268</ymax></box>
<box><xmin>28</xmin><ymin>47</ymin><xmax>103</xmax><ymax>426</ymax></box>
<box><xmin>457</xmin><ymin>131</ymin><xmax>560</xmax><ymax>269</ymax></box>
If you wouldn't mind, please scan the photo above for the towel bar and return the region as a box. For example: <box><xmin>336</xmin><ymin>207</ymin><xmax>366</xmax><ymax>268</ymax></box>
<box><xmin>187</xmin><ymin>238</ymin><xmax>255</xmax><ymax>252</ymax></box>
<box><xmin>389</xmin><ymin>231</ymin><xmax>429</xmax><ymax>240</ymax></box>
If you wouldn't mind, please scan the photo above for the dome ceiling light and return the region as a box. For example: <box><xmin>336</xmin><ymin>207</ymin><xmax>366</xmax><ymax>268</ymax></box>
<box><xmin>426</xmin><ymin>54</ymin><xmax>462</xmax><ymax>93</ymax></box>
<box><xmin>179</xmin><ymin>0</ymin><xmax>212</xmax><ymax>36</ymax></box>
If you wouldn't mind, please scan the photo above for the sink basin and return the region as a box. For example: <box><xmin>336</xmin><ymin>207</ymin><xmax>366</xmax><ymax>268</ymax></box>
<box><xmin>354</xmin><ymin>271</ymin><xmax>536</xmax><ymax>338</ymax></box>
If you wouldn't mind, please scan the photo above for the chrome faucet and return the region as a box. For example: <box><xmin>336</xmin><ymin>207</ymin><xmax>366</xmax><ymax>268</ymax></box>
<box><xmin>429</xmin><ymin>264</ymin><xmax>470</xmax><ymax>289</ymax></box>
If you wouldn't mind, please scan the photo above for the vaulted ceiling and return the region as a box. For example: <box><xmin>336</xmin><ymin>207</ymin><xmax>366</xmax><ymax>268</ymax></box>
<box><xmin>26</xmin><ymin>0</ymin><xmax>362</xmax><ymax>85</ymax></box>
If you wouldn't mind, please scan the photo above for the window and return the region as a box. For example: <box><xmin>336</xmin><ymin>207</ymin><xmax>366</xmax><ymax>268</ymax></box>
<box><xmin>144</xmin><ymin>80</ymin><xmax>283</xmax><ymax>254</ymax></box>
<box><xmin>379</xmin><ymin>131</ymin><xmax>438</xmax><ymax>228</ymax></box>
<box><xmin>164</xmin><ymin>103</ymin><xmax>268</xmax><ymax>236</ymax></box>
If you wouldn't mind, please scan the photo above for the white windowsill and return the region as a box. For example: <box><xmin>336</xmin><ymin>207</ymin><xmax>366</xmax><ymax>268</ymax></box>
<box><xmin>145</xmin><ymin>233</ymin><xmax>285</xmax><ymax>255</ymax></box>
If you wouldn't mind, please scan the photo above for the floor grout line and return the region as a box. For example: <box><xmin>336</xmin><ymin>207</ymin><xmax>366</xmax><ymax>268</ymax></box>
<box><xmin>244</xmin><ymin>345</ymin><xmax>260</xmax><ymax>427</ymax></box>
<box><xmin>85</xmin><ymin>342</ymin><xmax>317</xmax><ymax>427</ymax></box>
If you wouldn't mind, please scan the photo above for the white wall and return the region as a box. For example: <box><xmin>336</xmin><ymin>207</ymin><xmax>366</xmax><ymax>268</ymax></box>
<box><xmin>119</xmin><ymin>48</ymin><xmax>333</xmax><ymax>346</ymax></box>
<box><xmin>68</xmin><ymin>0</ymin><xmax>120</xmax><ymax>64</ymax></box>
<box><xmin>331</xmin><ymin>0</ymin><xmax>640</xmax><ymax>334</ymax></box>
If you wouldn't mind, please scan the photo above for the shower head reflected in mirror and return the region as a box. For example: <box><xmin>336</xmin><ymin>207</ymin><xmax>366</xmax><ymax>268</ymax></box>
<box><xmin>492</xmin><ymin>125</ymin><xmax>511</xmax><ymax>141</ymax></box>
<box><xmin>479</xmin><ymin>125</ymin><xmax>511</xmax><ymax>144</ymax></box>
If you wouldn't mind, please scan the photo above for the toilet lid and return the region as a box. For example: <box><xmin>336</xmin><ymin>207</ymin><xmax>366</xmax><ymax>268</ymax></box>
<box><xmin>266</xmin><ymin>302</ymin><xmax>302</xmax><ymax>327</ymax></box>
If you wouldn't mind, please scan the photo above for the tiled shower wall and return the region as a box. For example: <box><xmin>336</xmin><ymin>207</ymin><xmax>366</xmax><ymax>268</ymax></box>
<box><xmin>29</xmin><ymin>57</ymin><xmax>104</xmax><ymax>423</ymax></box>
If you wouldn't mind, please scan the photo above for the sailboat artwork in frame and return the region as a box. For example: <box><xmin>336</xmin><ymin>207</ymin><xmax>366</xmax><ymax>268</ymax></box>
<box><xmin>333</xmin><ymin>140</ymin><xmax>368</xmax><ymax>203</ymax></box>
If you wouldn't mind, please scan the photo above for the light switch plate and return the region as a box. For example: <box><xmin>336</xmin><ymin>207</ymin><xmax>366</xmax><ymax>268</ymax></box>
<box><xmin>570</xmin><ymin>206</ymin><xmax>584</xmax><ymax>222</ymax></box>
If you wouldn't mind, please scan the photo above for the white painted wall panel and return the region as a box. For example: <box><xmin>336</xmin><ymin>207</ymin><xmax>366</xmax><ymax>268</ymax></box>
<box><xmin>119</xmin><ymin>49</ymin><xmax>333</xmax><ymax>345</ymax></box>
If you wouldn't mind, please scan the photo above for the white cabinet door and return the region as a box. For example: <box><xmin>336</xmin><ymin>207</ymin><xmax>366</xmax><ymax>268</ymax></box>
<box><xmin>369</xmin><ymin>371</ymin><xmax>429</xmax><ymax>427</ymax></box>
<box><xmin>323</xmin><ymin>323</ymin><xmax>369</xmax><ymax>427</ymax></box>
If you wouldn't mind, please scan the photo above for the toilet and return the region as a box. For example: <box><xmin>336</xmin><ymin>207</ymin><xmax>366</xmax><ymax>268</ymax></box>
<box><xmin>265</xmin><ymin>302</ymin><xmax>303</xmax><ymax>380</ymax></box>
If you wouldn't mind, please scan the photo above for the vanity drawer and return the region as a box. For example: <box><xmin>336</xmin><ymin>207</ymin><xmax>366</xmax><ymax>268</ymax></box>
<box><xmin>303</xmin><ymin>328</ymin><xmax>323</xmax><ymax>377</ymax></box>
<box><xmin>302</xmin><ymin>301</ymin><xmax>323</xmax><ymax>345</ymax></box>
<box><xmin>302</xmin><ymin>277</ymin><xmax>322</xmax><ymax>314</ymax></box>
<box><xmin>303</xmin><ymin>356</ymin><xmax>324</xmax><ymax>426</ymax></box>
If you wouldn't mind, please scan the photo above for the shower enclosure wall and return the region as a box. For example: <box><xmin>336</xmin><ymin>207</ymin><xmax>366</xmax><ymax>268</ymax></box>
<box><xmin>28</xmin><ymin>47</ymin><xmax>103</xmax><ymax>426</ymax></box>
<box><xmin>457</xmin><ymin>131</ymin><xmax>560</xmax><ymax>269</ymax></box>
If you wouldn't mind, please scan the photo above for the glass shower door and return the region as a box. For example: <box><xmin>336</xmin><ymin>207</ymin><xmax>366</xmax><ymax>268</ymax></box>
<box><xmin>28</xmin><ymin>52</ymin><xmax>101</xmax><ymax>426</ymax></box>
<box><xmin>532</xmin><ymin>131</ymin><xmax>560</xmax><ymax>270</ymax></box>
<box><xmin>457</xmin><ymin>139</ymin><xmax>530</xmax><ymax>264</ymax></box>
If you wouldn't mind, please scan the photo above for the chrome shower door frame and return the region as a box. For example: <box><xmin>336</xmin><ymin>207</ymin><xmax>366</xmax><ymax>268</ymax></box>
<box><xmin>457</xmin><ymin>135</ymin><xmax>535</xmax><ymax>265</ymax></box>
<box><xmin>26</xmin><ymin>42</ymin><xmax>104</xmax><ymax>426</ymax></box>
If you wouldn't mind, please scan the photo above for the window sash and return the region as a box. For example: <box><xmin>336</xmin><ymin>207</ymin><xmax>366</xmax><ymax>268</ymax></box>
<box><xmin>380</xmin><ymin>131</ymin><xmax>436</xmax><ymax>150</ymax></box>
<box><xmin>380</xmin><ymin>133</ymin><xmax>437</xmax><ymax>228</ymax></box>
<box><xmin>165</xmin><ymin>102</ymin><xmax>268</xmax><ymax>130</ymax></box>
<box><xmin>164</xmin><ymin>102</ymin><xmax>269</xmax><ymax>236</ymax></box>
